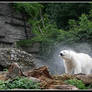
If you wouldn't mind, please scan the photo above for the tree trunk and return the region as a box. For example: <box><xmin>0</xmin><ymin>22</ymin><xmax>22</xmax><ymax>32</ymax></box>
<box><xmin>22</xmin><ymin>11</ymin><xmax>28</xmax><ymax>39</ymax></box>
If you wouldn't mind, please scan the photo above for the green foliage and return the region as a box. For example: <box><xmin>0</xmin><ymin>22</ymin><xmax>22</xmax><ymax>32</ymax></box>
<box><xmin>17</xmin><ymin>39</ymin><xmax>35</xmax><ymax>47</ymax></box>
<box><xmin>30</xmin><ymin>15</ymin><xmax>62</xmax><ymax>56</ymax></box>
<box><xmin>0</xmin><ymin>80</ymin><xmax>7</xmax><ymax>89</ymax></box>
<box><xmin>3</xmin><ymin>68</ymin><xmax>8</xmax><ymax>72</ymax></box>
<box><xmin>55</xmin><ymin>12</ymin><xmax>92</xmax><ymax>44</ymax></box>
<box><xmin>45</xmin><ymin>3</ymin><xmax>91</xmax><ymax>29</ymax></box>
<box><xmin>17</xmin><ymin>12</ymin><xmax>61</xmax><ymax>56</ymax></box>
<box><xmin>7</xmin><ymin>76</ymin><xmax>40</xmax><ymax>89</ymax></box>
<box><xmin>64</xmin><ymin>78</ymin><xmax>86</xmax><ymax>89</ymax></box>
<box><xmin>31</xmin><ymin>14</ymin><xmax>60</xmax><ymax>41</ymax></box>
<box><xmin>14</xmin><ymin>3</ymin><xmax>43</xmax><ymax>19</ymax></box>
<box><xmin>86</xmin><ymin>83</ymin><xmax>92</xmax><ymax>89</ymax></box>
<box><xmin>56</xmin><ymin>29</ymin><xmax>74</xmax><ymax>43</ymax></box>
<box><xmin>15</xmin><ymin>3</ymin><xmax>92</xmax><ymax>57</ymax></box>
<box><xmin>0</xmin><ymin>77</ymin><xmax>41</xmax><ymax>89</ymax></box>
<box><xmin>65</xmin><ymin>78</ymin><xmax>92</xmax><ymax>89</ymax></box>
<box><xmin>68</xmin><ymin>13</ymin><xmax>92</xmax><ymax>42</ymax></box>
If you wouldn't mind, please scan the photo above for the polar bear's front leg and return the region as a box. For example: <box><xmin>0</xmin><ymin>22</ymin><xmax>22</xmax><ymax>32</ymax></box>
<box><xmin>64</xmin><ymin>62</ymin><xmax>73</xmax><ymax>74</ymax></box>
<box><xmin>74</xmin><ymin>65</ymin><xmax>81</xmax><ymax>74</ymax></box>
<box><xmin>65</xmin><ymin>66</ymin><xmax>72</xmax><ymax>74</ymax></box>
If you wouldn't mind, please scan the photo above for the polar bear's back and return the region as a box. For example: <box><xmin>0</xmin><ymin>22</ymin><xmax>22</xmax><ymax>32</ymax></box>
<box><xmin>78</xmin><ymin>53</ymin><xmax>92</xmax><ymax>61</ymax></box>
<box><xmin>76</xmin><ymin>53</ymin><xmax>92</xmax><ymax>67</ymax></box>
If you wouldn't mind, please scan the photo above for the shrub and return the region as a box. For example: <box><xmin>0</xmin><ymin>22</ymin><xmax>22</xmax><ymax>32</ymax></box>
<box><xmin>0</xmin><ymin>80</ymin><xmax>7</xmax><ymax>89</ymax></box>
<box><xmin>0</xmin><ymin>76</ymin><xmax>41</xmax><ymax>89</ymax></box>
<box><xmin>68</xmin><ymin>14</ymin><xmax>92</xmax><ymax>42</ymax></box>
<box><xmin>64</xmin><ymin>78</ymin><xmax>86</xmax><ymax>89</ymax></box>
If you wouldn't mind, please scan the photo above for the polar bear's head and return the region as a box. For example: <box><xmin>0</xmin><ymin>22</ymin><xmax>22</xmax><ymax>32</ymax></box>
<box><xmin>59</xmin><ymin>50</ymin><xmax>73</xmax><ymax>60</ymax></box>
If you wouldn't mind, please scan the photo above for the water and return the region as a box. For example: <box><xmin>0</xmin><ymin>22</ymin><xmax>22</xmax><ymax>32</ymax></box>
<box><xmin>34</xmin><ymin>42</ymin><xmax>92</xmax><ymax>75</ymax></box>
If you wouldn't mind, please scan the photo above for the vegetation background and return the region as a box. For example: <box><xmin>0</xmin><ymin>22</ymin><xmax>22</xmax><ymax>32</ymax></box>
<box><xmin>14</xmin><ymin>2</ymin><xmax>92</xmax><ymax>57</ymax></box>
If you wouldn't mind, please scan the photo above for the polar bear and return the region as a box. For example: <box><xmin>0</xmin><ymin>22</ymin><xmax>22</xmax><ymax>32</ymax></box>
<box><xmin>59</xmin><ymin>50</ymin><xmax>92</xmax><ymax>74</ymax></box>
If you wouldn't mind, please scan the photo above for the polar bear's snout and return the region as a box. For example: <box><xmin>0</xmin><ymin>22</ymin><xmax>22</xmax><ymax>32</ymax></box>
<box><xmin>60</xmin><ymin>53</ymin><xmax>64</xmax><ymax>56</ymax></box>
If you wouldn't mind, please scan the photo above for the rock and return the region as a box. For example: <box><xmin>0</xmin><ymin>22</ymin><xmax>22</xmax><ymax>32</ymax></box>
<box><xmin>6</xmin><ymin>62</ymin><xmax>26</xmax><ymax>80</ymax></box>
<box><xmin>40</xmin><ymin>77</ymin><xmax>54</xmax><ymax>89</ymax></box>
<box><xmin>22</xmin><ymin>42</ymin><xmax>41</xmax><ymax>53</ymax></box>
<box><xmin>0</xmin><ymin>72</ymin><xmax>8</xmax><ymax>81</ymax></box>
<box><xmin>0</xmin><ymin>3</ymin><xmax>32</xmax><ymax>48</ymax></box>
<box><xmin>0</xmin><ymin>48</ymin><xmax>36</xmax><ymax>71</ymax></box>
<box><xmin>0</xmin><ymin>64</ymin><xmax>84</xmax><ymax>90</ymax></box>
<box><xmin>23</xmin><ymin>66</ymin><xmax>55</xmax><ymax>89</ymax></box>
<box><xmin>24</xmin><ymin>66</ymin><xmax>69</xmax><ymax>89</ymax></box>
<box><xmin>53</xmin><ymin>73</ymin><xmax>92</xmax><ymax>85</ymax></box>
<box><xmin>28</xmin><ymin>77</ymin><xmax>41</xmax><ymax>83</ymax></box>
<box><xmin>53</xmin><ymin>73</ymin><xmax>76</xmax><ymax>81</ymax></box>
<box><xmin>75</xmin><ymin>74</ymin><xmax>92</xmax><ymax>84</ymax></box>
<box><xmin>48</xmin><ymin>84</ymin><xmax>78</xmax><ymax>90</ymax></box>
<box><xmin>24</xmin><ymin>66</ymin><xmax>53</xmax><ymax>79</ymax></box>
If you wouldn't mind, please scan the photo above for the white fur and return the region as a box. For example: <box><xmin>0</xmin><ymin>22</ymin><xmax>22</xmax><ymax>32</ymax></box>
<box><xmin>59</xmin><ymin>50</ymin><xmax>92</xmax><ymax>74</ymax></box>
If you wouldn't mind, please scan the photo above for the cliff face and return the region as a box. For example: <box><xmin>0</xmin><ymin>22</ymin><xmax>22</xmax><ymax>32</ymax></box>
<box><xmin>0</xmin><ymin>3</ymin><xmax>31</xmax><ymax>48</ymax></box>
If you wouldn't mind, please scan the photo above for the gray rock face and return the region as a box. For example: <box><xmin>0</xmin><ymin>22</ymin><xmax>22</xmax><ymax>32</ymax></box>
<box><xmin>0</xmin><ymin>3</ymin><xmax>32</xmax><ymax>48</ymax></box>
<box><xmin>0</xmin><ymin>48</ymin><xmax>36</xmax><ymax>71</ymax></box>
<box><xmin>21</xmin><ymin>42</ymin><xmax>41</xmax><ymax>53</ymax></box>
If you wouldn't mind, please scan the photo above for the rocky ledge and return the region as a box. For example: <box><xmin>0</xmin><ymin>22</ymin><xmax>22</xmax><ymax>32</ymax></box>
<box><xmin>0</xmin><ymin>62</ymin><xmax>92</xmax><ymax>90</ymax></box>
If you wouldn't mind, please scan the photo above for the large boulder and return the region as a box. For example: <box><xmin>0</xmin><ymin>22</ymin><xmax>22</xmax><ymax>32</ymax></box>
<box><xmin>6</xmin><ymin>62</ymin><xmax>26</xmax><ymax>80</ymax></box>
<box><xmin>24</xmin><ymin>66</ymin><xmax>53</xmax><ymax>79</ymax></box>
<box><xmin>0</xmin><ymin>48</ymin><xmax>36</xmax><ymax>71</ymax></box>
<box><xmin>75</xmin><ymin>74</ymin><xmax>92</xmax><ymax>84</ymax></box>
